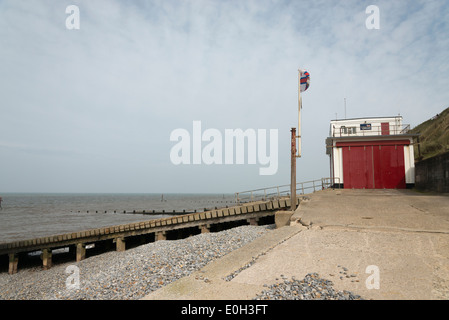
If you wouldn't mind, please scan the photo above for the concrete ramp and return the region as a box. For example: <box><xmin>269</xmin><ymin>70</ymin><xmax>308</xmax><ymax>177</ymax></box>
<box><xmin>144</xmin><ymin>189</ymin><xmax>449</xmax><ymax>300</ymax></box>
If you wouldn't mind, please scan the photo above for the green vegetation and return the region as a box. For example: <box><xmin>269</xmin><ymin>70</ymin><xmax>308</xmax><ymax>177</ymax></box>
<box><xmin>409</xmin><ymin>107</ymin><xmax>449</xmax><ymax>161</ymax></box>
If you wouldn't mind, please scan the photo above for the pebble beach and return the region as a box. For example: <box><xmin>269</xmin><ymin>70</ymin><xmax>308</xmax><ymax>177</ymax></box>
<box><xmin>0</xmin><ymin>224</ymin><xmax>363</xmax><ymax>300</ymax></box>
<box><xmin>0</xmin><ymin>225</ymin><xmax>273</xmax><ymax>300</ymax></box>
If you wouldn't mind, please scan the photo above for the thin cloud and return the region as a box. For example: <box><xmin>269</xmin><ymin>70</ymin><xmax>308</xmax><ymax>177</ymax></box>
<box><xmin>0</xmin><ymin>0</ymin><xmax>448</xmax><ymax>193</ymax></box>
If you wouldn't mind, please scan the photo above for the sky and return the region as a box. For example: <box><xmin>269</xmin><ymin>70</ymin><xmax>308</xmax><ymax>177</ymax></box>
<box><xmin>0</xmin><ymin>0</ymin><xmax>448</xmax><ymax>194</ymax></box>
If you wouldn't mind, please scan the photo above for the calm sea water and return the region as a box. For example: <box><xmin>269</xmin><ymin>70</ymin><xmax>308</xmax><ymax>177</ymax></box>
<box><xmin>0</xmin><ymin>193</ymin><xmax>236</xmax><ymax>243</ymax></box>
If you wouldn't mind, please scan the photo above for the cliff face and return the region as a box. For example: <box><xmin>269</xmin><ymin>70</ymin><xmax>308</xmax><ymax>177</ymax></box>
<box><xmin>410</xmin><ymin>107</ymin><xmax>449</xmax><ymax>161</ymax></box>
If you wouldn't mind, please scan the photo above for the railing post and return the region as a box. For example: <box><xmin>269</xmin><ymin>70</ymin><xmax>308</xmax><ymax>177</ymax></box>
<box><xmin>235</xmin><ymin>177</ymin><xmax>336</xmax><ymax>203</ymax></box>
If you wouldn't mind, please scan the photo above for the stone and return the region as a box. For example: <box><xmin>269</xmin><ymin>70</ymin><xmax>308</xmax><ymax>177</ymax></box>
<box><xmin>275</xmin><ymin>211</ymin><xmax>294</xmax><ymax>228</ymax></box>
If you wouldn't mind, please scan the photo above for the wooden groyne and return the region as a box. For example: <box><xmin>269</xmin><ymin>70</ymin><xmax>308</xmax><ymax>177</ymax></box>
<box><xmin>71</xmin><ymin>207</ymin><xmax>238</xmax><ymax>216</ymax></box>
<box><xmin>0</xmin><ymin>197</ymin><xmax>297</xmax><ymax>274</ymax></box>
<box><xmin>73</xmin><ymin>209</ymin><xmax>199</xmax><ymax>215</ymax></box>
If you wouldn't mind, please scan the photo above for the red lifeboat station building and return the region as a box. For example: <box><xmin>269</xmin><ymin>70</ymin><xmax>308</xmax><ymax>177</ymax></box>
<box><xmin>326</xmin><ymin>116</ymin><xmax>417</xmax><ymax>189</ymax></box>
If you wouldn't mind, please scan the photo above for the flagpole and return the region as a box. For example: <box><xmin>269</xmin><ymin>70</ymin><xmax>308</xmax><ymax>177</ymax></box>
<box><xmin>292</xmin><ymin>68</ymin><xmax>308</xmax><ymax>211</ymax></box>
<box><xmin>291</xmin><ymin>69</ymin><xmax>301</xmax><ymax>212</ymax></box>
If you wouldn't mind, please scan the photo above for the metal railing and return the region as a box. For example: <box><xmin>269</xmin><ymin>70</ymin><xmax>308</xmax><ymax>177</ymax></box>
<box><xmin>331</xmin><ymin>124</ymin><xmax>411</xmax><ymax>137</ymax></box>
<box><xmin>234</xmin><ymin>178</ymin><xmax>341</xmax><ymax>204</ymax></box>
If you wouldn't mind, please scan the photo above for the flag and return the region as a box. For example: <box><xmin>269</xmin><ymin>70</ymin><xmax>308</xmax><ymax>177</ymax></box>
<box><xmin>299</xmin><ymin>69</ymin><xmax>310</xmax><ymax>93</ymax></box>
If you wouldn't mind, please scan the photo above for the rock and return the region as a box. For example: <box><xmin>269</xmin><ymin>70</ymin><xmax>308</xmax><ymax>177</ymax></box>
<box><xmin>254</xmin><ymin>273</ymin><xmax>364</xmax><ymax>300</ymax></box>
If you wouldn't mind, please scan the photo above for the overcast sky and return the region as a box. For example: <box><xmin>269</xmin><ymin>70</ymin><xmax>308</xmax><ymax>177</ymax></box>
<box><xmin>1</xmin><ymin>0</ymin><xmax>448</xmax><ymax>194</ymax></box>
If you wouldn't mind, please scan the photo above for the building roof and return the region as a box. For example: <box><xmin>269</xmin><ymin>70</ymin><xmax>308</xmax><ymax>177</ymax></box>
<box><xmin>330</xmin><ymin>115</ymin><xmax>402</xmax><ymax>122</ymax></box>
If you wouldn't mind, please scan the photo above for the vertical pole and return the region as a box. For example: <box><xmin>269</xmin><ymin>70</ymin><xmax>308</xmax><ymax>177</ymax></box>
<box><xmin>76</xmin><ymin>243</ymin><xmax>86</xmax><ymax>262</ymax></box>
<box><xmin>344</xmin><ymin>97</ymin><xmax>347</xmax><ymax>119</ymax></box>
<box><xmin>42</xmin><ymin>249</ymin><xmax>52</xmax><ymax>270</ymax></box>
<box><xmin>8</xmin><ymin>253</ymin><xmax>18</xmax><ymax>275</ymax></box>
<box><xmin>297</xmin><ymin>71</ymin><xmax>302</xmax><ymax>158</ymax></box>
<box><xmin>291</xmin><ymin>128</ymin><xmax>297</xmax><ymax>211</ymax></box>
<box><xmin>116</xmin><ymin>237</ymin><xmax>126</xmax><ymax>252</ymax></box>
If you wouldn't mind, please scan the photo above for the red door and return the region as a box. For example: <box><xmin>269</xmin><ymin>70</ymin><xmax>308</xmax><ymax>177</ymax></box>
<box><xmin>381</xmin><ymin>123</ymin><xmax>390</xmax><ymax>135</ymax></box>
<box><xmin>339</xmin><ymin>141</ymin><xmax>407</xmax><ymax>189</ymax></box>
<box><xmin>342</xmin><ymin>145</ymin><xmax>374</xmax><ymax>189</ymax></box>
<box><xmin>373</xmin><ymin>145</ymin><xmax>406</xmax><ymax>188</ymax></box>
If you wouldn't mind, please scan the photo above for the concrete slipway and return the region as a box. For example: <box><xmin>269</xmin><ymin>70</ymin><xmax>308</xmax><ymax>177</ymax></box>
<box><xmin>144</xmin><ymin>189</ymin><xmax>449</xmax><ymax>300</ymax></box>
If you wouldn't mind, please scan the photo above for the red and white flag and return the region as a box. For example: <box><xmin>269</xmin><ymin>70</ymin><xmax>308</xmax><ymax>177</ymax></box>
<box><xmin>299</xmin><ymin>69</ymin><xmax>310</xmax><ymax>93</ymax></box>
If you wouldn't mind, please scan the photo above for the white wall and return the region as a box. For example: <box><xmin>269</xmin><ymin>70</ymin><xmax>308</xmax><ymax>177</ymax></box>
<box><xmin>404</xmin><ymin>144</ymin><xmax>415</xmax><ymax>184</ymax></box>
<box><xmin>329</xmin><ymin>116</ymin><xmax>404</xmax><ymax>137</ymax></box>
<box><xmin>331</xmin><ymin>143</ymin><xmax>344</xmax><ymax>184</ymax></box>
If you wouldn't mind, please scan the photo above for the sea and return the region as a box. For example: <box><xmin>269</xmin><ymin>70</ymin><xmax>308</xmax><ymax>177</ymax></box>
<box><xmin>0</xmin><ymin>193</ymin><xmax>237</xmax><ymax>243</ymax></box>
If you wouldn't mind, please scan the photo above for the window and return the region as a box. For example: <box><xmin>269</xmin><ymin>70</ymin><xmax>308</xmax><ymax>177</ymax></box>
<box><xmin>339</xmin><ymin>126</ymin><xmax>356</xmax><ymax>135</ymax></box>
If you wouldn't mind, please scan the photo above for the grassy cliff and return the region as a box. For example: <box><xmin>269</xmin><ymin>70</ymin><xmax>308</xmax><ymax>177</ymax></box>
<box><xmin>409</xmin><ymin>107</ymin><xmax>449</xmax><ymax>161</ymax></box>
